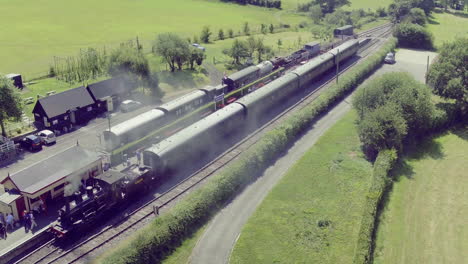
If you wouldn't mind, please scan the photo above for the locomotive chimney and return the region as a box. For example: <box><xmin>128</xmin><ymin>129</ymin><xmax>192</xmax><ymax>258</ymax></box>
<box><xmin>74</xmin><ymin>191</ymin><xmax>83</xmax><ymax>203</ymax></box>
<box><xmin>86</xmin><ymin>186</ymin><xmax>94</xmax><ymax>198</ymax></box>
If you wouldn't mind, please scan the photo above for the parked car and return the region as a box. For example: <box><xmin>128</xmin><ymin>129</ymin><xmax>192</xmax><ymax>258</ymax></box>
<box><xmin>37</xmin><ymin>129</ymin><xmax>56</xmax><ymax>145</ymax></box>
<box><xmin>384</xmin><ymin>52</ymin><xmax>396</xmax><ymax>64</ymax></box>
<box><xmin>120</xmin><ymin>100</ymin><xmax>142</xmax><ymax>113</ymax></box>
<box><xmin>20</xmin><ymin>135</ymin><xmax>43</xmax><ymax>151</ymax></box>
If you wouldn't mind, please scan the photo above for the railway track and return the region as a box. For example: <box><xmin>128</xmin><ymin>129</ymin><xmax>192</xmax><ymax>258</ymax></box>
<box><xmin>14</xmin><ymin>24</ymin><xmax>393</xmax><ymax>264</ymax></box>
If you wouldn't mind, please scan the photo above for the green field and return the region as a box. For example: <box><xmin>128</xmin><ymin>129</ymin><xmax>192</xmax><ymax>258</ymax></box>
<box><xmin>373</xmin><ymin>127</ymin><xmax>468</xmax><ymax>264</ymax></box>
<box><xmin>427</xmin><ymin>10</ymin><xmax>468</xmax><ymax>48</ymax></box>
<box><xmin>0</xmin><ymin>0</ymin><xmax>304</xmax><ymax>77</ymax></box>
<box><xmin>230</xmin><ymin>110</ymin><xmax>374</xmax><ymax>263</ymax></box>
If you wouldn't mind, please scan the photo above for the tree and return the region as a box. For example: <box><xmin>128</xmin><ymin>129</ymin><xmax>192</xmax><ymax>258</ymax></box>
<box><xmin>427</xmin><ymin>38</ymin><xmax>468</xmax><ymax>109</ymax></box>
<box><xmin>188</xmin><ymin>47</ymin><xmax>206</xmax><ymax>70</ymax></box>
<box><xmin>409</xmin><ymin>7</ymin><xmax>426</xmax><ymax>25</ymax></box>
<box><xmin>193</xmin><ymin>35</ymin><xmax>199</xmax><ymax>44</ymax></box>
<box><xmin>246</xmin><ymin>36</ymin><xmax>257</xmax><ymax>58</ymax></box>
<box><xmin>393</xmin><ymin>23</ymin><xmax>434</xmax><ymax>49</ymax></box>
<box><xmin>261</xmin><ymin>24</ymin><xmax>268</xmax><ymax>34</ymax></box>
<box><xmin>277</xmin><ymin>38</ymin><xmax>282</xmax><ymax>51</ymax></box>
<box><xmin>218</xmin><ymin>29</ymin><xmax>225</xmax><ymax>40</ymax></box>
<box><xmin>153</xmin><ymin>33</ymin><xmax>190</xmax><ymax>72</ymax></box>
<box><xmin>311</xmin><ymin>0</ymin><xmax>351</xmax><ymax>13</ymax></box>
<box><xmin>0</xmin><ymin>76</ymin><xmax>22</xmax><ymax>137</ymax></box>
<box><xmin>357</xmin><ymin>102</ymin><xmax>408</xmax><ymax>155</ymax></box>
<box><xmin>309</xmin><ymin>4</ymin><xmax>323</xmax><ymax>24</ymax></box>
<box><xmin>243</xmin><ymin>22</ymin><xmax>250</xmax><ymax>36</ymax></box>
<box><xmin>323</xmin><ymin>9</ymin><xmax>352</xmax><ymax>26</ymax></box>
<box><xmin>256</xmin><ymin>39</ymin><xmax>272</xmax><ymax>63</ymax></box>
<box><xmin>227</xmin><ymin>39</ymin><xmax>249</xmax><ymax>64</ymax></box>
<box><xmin>269</xmin><ymin>24</ymin><xmax>274</xmax><ymax>33</ymax></box>
<box><xmin>108</xmin><ymin>44</ymin><xmax>150</xmax><ymax>78</ymax></box>
<box><xmin>228</xmin><ymin>29</ymin><xmax>234</xmax><ymax>38</ymax></box>
<box><xmin>200</xmin><ymin>26</ymin><xmax>212</xmax><ymax>43</ymax></box>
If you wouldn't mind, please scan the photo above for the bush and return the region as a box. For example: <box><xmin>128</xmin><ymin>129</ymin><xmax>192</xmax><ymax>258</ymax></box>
<box><xmin>353</xmin><ymin>149</ymin><xmax>397</xmax><ymax>264</ymax></box>
<box><xmin>393</xmin><ymin>23</ymin><xmax>433</xmax><ymax>49</ymax></box>
<box><xmin>376</xmin><ymin>7</ymin><xmax>387</xmax><ymax>17</ymax></box>
<box><xmin>99</xmin><ymin>38</ymin><xmax>398</xmax><ymax>264</ymax></box>
<box><xmin>409</xmin><ymin>7</ymin><xmax>426</xmax><ymax>26</ymax></box>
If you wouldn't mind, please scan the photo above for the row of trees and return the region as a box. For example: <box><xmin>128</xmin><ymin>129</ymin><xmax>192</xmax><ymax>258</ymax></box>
<box><xmin>221</xmin><ymin>0</ymin><xmax>281</xmax><ymax>9</ymax></box>
<box><xmin>195</xmin><ymin>23</ymin><xmax>276</xmax><ymax>44</ymax></box>
<box><xmin>298</xmin><ymin>0</ymin><xmax>350</xmax><ymax>14</ymax></box>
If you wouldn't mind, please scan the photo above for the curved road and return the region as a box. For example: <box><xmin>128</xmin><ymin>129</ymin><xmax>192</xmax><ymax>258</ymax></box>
<box><xmin>189</xmin><ymin>48</ymin><xmax>437</xmax><ymax>264</ymax></box>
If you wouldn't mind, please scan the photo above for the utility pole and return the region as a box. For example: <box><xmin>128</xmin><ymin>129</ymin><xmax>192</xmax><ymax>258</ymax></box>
<box><xmin>425</xmin><ymin>55</ymin><xmax>430</xmax><ymax>84</ymax></box>
<box><xmin>107</xmin><ymin>112</ymin><xmax>111</xmax><ymax>132</ymax></box>
<box><xmin>336</xmin><ymin>48</ymin><xmax>340</xmax><ymax>84</ymax></box>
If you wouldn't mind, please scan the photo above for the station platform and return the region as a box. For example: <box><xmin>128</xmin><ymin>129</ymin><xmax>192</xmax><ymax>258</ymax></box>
<box><xmin>0</xmin><ymin>208</ymin><xmax>58</xmax><ymax>263</ymax></box>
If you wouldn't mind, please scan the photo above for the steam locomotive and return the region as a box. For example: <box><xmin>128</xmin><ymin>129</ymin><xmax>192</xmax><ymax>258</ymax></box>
<box><xmin>50</xmin><ymin>165</ymin><xmax>153</xmax><ymax>238</ymax></box>
<box><xmin>50</xmin><ymin>39</ymin><xmax>359</xmax><ymax>239</ymax></box>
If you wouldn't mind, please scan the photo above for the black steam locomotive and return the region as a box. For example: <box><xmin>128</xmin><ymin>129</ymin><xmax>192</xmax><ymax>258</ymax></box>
<box><xmin>50</xmin><ymin>165</ymin><xmax>153</xmax><ymax>238</ymax></box>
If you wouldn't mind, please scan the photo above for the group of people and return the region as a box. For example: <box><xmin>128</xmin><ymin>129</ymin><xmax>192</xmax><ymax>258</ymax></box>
<box><xmin>0</xmin><ymin>212</ymin><xmax>15</xmax><ymax>239</ymax></box>
<box><xmin>21</xmin><ymin>210</ymin><xmax>38</xmax><ymax>233</ymax></box>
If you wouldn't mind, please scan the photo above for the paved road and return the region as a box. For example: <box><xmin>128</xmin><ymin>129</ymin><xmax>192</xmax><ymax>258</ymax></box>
<box><xmin>189</xmin><ymin>48</ymin><xmax>438</xmax><ymax>264</ymax></box>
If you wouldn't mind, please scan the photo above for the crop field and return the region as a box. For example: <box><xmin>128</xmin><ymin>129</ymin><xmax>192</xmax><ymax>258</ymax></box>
<box><xmin>427</xmin><ymin>10</ymin><xmax>468</xmax><ymax>48</ymax></box>
<box><xmin>0</xmin><ymin>0</ymin><xmax>304</xmax><ymax>77</ymax></box>
<box><xmin>230</xmin><ymin>110</ymin><xmax>374</xmax><ymax>263</ymax></box>
<box><xmin>373</xmin><ymin>127</ymin><xmax>468</xmax><ymax>264</ymax></box>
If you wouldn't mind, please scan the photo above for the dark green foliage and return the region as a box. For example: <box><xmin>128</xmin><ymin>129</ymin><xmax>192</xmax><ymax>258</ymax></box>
<box><xmin>353</xmin><ymin>149</ymin><xmax>397</xmax><ymax>264</ymax></box>
<box><xmin>228</xmin><ymin>28</ymin><xmax>234</xmax><ymax>38</ymax></box>
<box><xmin>220</xmin><ymin>0</ymin><xmax>282</xmax><ymax>9</ymax></box>
<box><xmin>427</xmin><ymin>37</ymin><xmax>468</xmax><ymax>110</ymax></box>
<box><xmin>226</xmin><ymin>39</ymin><xmax>250</xmax><ymax>64</ymax></box>
<box><xmin>309</xmin><ymin>4</ymin><xmax>323</xmax><ymax>23</ymax></box>
<box><xmin>298</xmin><ymin>0</ymin><xmax>350</xmax><ymax>13</ymax></box>
<box><xmin>218</xmin><ymin>29</ymin><xmax>225</xmax><ymax>40</ymax></box>
<box><xmin>0</xmin><ymin>76</ymin><xmax>23</xmax><ymax>137</ymax></box>
<box><xmin>353</xmin><ymin>72</ymin><xmax>435</xmax><ymax>155</ymax></box>
<box><xmin>200</xmin><ymin>26</ymin><xmax>212</xmax><ymax>44</ymax></box>
<box><xmin>393</xmin><ymin>23</ymin><xmax>434</xmax><ymax>49</ymax></box>
<box><xmin>409</xmin><ymin>7</ymin><xmax>426</xmax><ymax>25</ymax></box>
<box><xmin>108</xmin><ymin>44</ymin><xmax>150</xmax><ymax>79</ymax></box>
<box><xmin>243</xmin><ymin>22</ymin><xmax>250</xmax><ymax>36</ymax></box>
<box><xmin>376</xmin><ymin>7</ymin><xmax>387</xmax><ymax>17</ymax></box>
<box><xmin>100</xmin><ymin>38</ymin><xmax>397</xmax><ymax>264</ymax></box>
<box><xmin>269</xmin><ymin>24</ymin><xmax>274</xmax><ymax>33</ymax></box>
<box><xmin>323</xmin><ymin>9</ymin><xmax>353</xmax><ymax>27</ymax></box>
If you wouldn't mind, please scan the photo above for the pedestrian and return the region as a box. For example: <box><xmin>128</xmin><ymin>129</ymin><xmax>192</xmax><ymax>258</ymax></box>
<box><xmin>29</xmin><ymin>211</ymin><xmax>38</xmax><ymax>231</ymax></box>
<box><xmin>39</xmin><ymin>198</ymin><xmax>48</xmax><ymax>216</ymax></box>
<box><xmin>0</xmin><ymin>212</ymin><xmax>5</xmax><ymax>225</ymax></box>
<box><xmin>0</xmin><ymin>222</ymin><xmax>6</xmax><ymax>239</ymax></box>
<box><xmin>6</xmin><ymin>213</ymin><xmax>14</xmax><ymax>232</ymax></box>
<box><xmin>23</xmin><ymin>210</ymin><xmax>30</xmax><ymax>232</ymax></box>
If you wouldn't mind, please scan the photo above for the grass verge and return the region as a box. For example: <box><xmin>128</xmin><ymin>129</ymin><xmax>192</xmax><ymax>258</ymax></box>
<box><xmin>230</xmin><ymin>110</ymin><xmax>374</xmax><ymax>263</ymax></box>
<box><xmin>373</xmin><ymin>127</ymin><xmax>468</xmax><ymax>264</ymax></box>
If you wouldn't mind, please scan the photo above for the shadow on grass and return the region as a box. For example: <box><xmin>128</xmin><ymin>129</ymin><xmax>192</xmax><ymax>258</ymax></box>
<box><xmin>427</xmin><ymin>14</ymin><xmax>440</xmax><ymax>25</ymax></box>
<box><xmin>452</xmin><ymin>125</ymin><xmax>468</xmax><ymax>141</ymax></box>
<box><xmin>445</xmin><ymin>9</ymin><xmax>468</xmax><ymax>19</ymax></box>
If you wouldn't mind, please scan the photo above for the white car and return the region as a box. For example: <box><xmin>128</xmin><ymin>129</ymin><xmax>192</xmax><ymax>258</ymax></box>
<box><xmin>384</xmin><ymin>52</ymin><xmax>396</xmax><ymax>64</ymax></box>
<box><xmin>120</xmin><ymin>100</ymin><xmax>142</xmax><ymax>113</ymax></box>
<box><xmin>37</xmin><ymin>129</ymin><xmax>56</xmax><ymax>145</ymax></box>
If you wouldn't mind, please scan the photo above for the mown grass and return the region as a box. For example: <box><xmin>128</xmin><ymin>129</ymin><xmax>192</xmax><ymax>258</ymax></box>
<box><xmin>373</xmin><ymin>127</ymin><xmax>468</xmax><ymax>264</ymax></box>
<box><xmin>427</xmin><ymin>10</ymin><xmax>468</xmax><ymax>48</ymax></box>
<box><xmin>230</xmin><ymin>110</ymin><xmax>374</xmax><ymax>264</ymax></box>
<box><xmin>0</xmin><ymin>0</ymin><xmax>304</xmax><ymax>77</ymax></box>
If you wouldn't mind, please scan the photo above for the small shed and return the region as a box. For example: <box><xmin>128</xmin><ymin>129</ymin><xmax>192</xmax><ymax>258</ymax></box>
<box><xmin>32</xmin><ymin>86</ymin><xmax>97</xmax><ymax>131</ymax></box>
<box><xmin>0</xmin><ymin>145</ymin><xmax>102</xmax><ymax>219</ymax></box>
<box><xmin>86</xmin><ymin>77</ymin><xmax>134</xmax><ymax>112</ymax></box>
<box><xmin>303</xmin><ymin>41</ymin><xmax>321</xmax><ymax>58</ymax></box>
<box><xmin>5</xmin><ymin>73</ymin><xmax>23</xmax><ymax>89</ymax></box>
<box><xmin>334</xmin><ymin>25</ymin><xmax>354</xmax><ymax>37</ymax></box>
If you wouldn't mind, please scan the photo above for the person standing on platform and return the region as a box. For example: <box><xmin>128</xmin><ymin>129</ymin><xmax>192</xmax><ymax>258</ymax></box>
<box><xmin>23</xmin><ymin>210</ymin><xmax>30</xmax><ymax>232</ymax></box>
<box><xmin>5</xmin><ymin>213</ymin><xmax>14</xmax><ymax>231</ymax></box>
<box><xmin>0</xmin><ymin>222</ymin><xmax>6</xmax><ymax>239</ymax></box>
<box><xmin>29</xmin><ymin>211</ymin><xmax>38</xmax><ymax>231</ymax></box>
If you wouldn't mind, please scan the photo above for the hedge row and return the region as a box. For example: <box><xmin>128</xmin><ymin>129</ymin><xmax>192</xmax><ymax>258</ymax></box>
<box><xmin>100</xmin><ymin>37</ymin><xmax>398</xmax><ymax>264</ymax></box>
<box><xmin>352</xmin><ymin>149</ymin><xmax>397</xmax><ymax>264</ymax></box>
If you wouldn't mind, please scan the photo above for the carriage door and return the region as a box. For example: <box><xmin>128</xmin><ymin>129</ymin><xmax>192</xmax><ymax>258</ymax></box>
<box><xmin>15</xmin><ymin>197</ymin><xmax>26</xmax><ymax>219</ymax></box>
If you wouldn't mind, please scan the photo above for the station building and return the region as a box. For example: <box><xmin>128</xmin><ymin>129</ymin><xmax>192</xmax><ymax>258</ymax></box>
<box><xmin>0</xmin><ymin>145</ymin><xmax>102</xmax><ymax>220</ymax></box>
